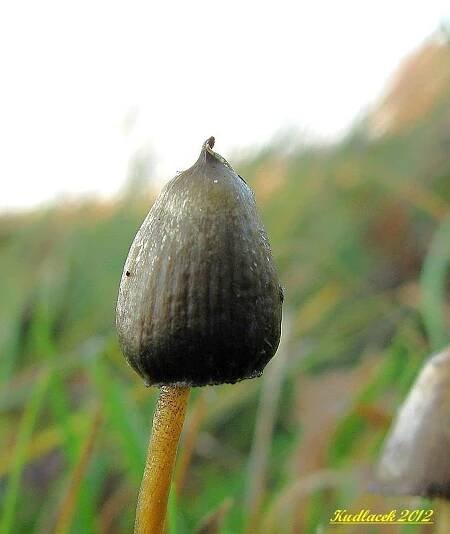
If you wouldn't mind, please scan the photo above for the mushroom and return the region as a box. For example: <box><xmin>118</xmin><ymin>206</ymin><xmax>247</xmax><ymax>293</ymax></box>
<box><xmin>116</xmin><ymin>137</ymin><xmax>283</xmax><ymax>533</ymax></box>
<box><xmin>375</xmin><ymin>347</ymin><xmax>450</xmax><ymax>528</ymax></box>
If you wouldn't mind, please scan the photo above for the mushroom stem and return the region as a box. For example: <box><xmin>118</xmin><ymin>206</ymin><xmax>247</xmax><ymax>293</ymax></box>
<box><xmin>135</xmin><ymin>385</ymin><xmax>190</xmax><ymax>534</ymax></box>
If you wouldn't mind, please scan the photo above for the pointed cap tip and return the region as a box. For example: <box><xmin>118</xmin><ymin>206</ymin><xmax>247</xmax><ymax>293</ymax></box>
<box><xmin>204</xmin><ymin>136</ymin><xmax>215</xmax><ymax>151</ymax></box>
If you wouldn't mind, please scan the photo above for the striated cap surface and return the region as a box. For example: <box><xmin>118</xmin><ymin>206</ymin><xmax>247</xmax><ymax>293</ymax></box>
<box><xmin>116</xmin><ymin>138</ymin><xmax>283</xmax><ymax>387</ymax></box>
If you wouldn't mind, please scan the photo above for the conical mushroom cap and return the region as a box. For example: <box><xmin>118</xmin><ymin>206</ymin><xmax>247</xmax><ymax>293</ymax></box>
<box><xmin>116</xmin><ymin>138</ymin><xmax>283</xmax><ymax>387</ymax></box>
<box><xmin>375</xmin><ymin>347</ymin><xmax>450</xmax><ymax>499</ymax></box>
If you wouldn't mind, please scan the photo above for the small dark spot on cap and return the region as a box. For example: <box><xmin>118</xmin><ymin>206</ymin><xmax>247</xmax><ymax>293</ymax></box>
<box><xmin>126</xmin><ymin>271</ymin><xmax>131</xmax><ymax>277</ymax></box>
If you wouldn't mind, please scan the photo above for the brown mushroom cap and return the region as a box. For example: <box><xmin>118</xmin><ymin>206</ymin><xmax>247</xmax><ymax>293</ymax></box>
<box><xmin>375</xmin><ymin>347</ymin><xmax>450</xmax><ymax>499</ymax></box>
<box><xmin>116</xmin><ymin>138</ymin><xmax>283</xmax><ymax>387</ymax></box>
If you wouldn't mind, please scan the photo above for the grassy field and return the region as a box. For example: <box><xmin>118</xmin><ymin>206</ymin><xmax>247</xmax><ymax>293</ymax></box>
<box><xmin>0</xmin><ymin>40</ymin><xmax>449</xmax><ymax>533</ymax></box>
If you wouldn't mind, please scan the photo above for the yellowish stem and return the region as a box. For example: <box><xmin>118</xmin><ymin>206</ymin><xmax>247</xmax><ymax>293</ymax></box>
<box><xmin>135</xmin><ymin>385</ymin><xmax>190</xmax><ymax>534</ymax></box>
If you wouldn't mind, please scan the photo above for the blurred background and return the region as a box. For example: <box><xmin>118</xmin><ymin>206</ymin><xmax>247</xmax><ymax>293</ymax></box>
<box><xmin>1</xmin><ymin>2</ymin><xmax>450</xmax><ymax>533</ymax></box>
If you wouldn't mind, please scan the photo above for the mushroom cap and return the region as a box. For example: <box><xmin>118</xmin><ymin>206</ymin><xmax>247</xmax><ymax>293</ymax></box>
<box><xmin>375</xmin><ymin>347</ymin><xmax>450</xmax><ymax>499</ymax></box>
<box><xmin>116</xmin><ymin>138</ymin><xmax>283</xmax><ymax>387</ymax></box>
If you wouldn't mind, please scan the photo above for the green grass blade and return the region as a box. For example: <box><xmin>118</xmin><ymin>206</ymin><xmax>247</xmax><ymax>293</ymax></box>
<box><xmin>0</xmin><ymin>371</ymin><xmax>50</xmax><ymax>533</ymax></box>
<box><xmin>90</xmin><ymin>357</ymin><xmax>147</xmax><ymax>482</ymax></box>
<box><xmin>420</xmin><ymin>212</ymin><xmax>450</xmax><ymax>351</ymax></box>
<box><xmin>31</xmin><ymin>302</ymin><xmax>96</xmax><ymax>533</ymax></box>
<box><xmin>167</xmin><ymin>484</ymin><xmax>179</xmax><ymax>534</ymax></box>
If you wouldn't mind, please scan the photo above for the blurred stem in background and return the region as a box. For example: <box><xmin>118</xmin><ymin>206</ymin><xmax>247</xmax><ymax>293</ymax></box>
<box><xmin>54</xmin><ymin>408</ymin><xmax>102</xmax><ymax>534</ymax></box>
<box><xmin>245</xmin><ymin>316</ymin><xmax>291</xmax><ymax>532</ymax></box>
